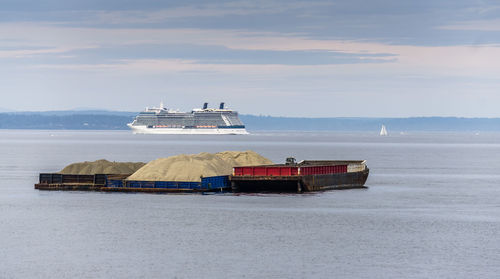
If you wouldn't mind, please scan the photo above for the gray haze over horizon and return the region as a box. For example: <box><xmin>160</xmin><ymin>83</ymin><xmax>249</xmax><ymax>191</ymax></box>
<box><xmin>1</xmin><ymin>0</ymin><xmax>500</xmax><ymax>117</ymax></box>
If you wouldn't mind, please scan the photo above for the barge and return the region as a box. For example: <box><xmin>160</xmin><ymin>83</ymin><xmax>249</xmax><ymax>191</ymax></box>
<box><xmin>35</xmin><ymin>158</ymin><xmax>369</xmax><ymax>193</ymax></box>
<box><xmin>229</xmin><ymin>158</ymin><xmax>369</xmax><ymax>192</ymax></box>
<box><xmin>35</xmin><ymin>173</ymin><xmax>230</xmax><ymax>193</ymax></box>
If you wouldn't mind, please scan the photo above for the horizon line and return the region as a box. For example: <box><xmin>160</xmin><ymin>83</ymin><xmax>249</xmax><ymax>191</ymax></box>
<box><xmin>2</xmin><ymin>110</ymin><xmax>500</xmax><ymax>119</ymax></box>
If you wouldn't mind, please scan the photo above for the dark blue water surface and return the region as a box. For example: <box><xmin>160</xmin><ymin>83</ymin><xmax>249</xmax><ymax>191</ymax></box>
<box><xmin>0</xmin><ymin>130</ymin><xmax>499</xmax><ymax>279</ymax></box>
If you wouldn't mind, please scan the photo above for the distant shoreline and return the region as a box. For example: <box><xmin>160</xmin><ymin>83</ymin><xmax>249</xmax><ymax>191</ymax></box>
<box><xmin>1</xmin><ymin>111</ymin><xmax>500</xmax><ymax>132</ymax></box>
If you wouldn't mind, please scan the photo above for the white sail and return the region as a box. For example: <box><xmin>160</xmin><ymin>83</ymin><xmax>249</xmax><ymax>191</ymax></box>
<box><xmin>380</xmin><ymin>125</ymin><xmax>388</xmax><ymax>136</ymax></box>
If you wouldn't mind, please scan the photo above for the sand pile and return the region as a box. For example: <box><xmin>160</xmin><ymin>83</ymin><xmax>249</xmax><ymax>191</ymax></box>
<box><xmin>59</xmin><ymin>159</ymin><xmax>146</xmax><ymax>175</ymax></box>
<box><xmin>127</xmin><ymin>151</ymin><xmax>273</xmax><ymax>182</ymax></box>
<box><xmin>215</xmin><ymin>150</ymin><xmax>273</xmax><ymax>167</ymax></box>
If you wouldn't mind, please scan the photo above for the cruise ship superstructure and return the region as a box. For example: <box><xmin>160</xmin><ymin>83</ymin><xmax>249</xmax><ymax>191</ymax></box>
<box><xmin>127</xmin><ymin>102</ymin><xmax>248</xmax><ymax>135</ymax></box>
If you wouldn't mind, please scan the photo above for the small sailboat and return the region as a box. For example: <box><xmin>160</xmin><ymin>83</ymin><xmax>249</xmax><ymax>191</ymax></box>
<box><xmin>380</xmin><ymin>125</ymin><xmax>388</xmax><ymax>136</ymax></box>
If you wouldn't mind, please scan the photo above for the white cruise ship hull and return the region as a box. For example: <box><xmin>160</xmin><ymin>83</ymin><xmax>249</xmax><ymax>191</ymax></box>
<box><xmin>128</xmin><ymin>124</ymin><xmax>249</xmax><ymax>135</ymax></box>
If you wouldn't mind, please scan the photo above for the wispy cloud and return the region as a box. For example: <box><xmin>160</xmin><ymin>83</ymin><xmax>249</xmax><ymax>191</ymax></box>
<box><xmin>2</xmin><ymin>1</ymin><xmax>500</xmax><ymax>116</ymax></box>
<box><xmin>439</xmin><ymin>19</ymin><xmax>500</xmax><ymax>31</ymax></box>
<box><xmin>3</xmin><ymin>22</ymin><xmax>500</xmax><ymax>78</ymax></box>
<box><xmin>11</xmin><ymin>1</ymin><xmax>334</xmax><ymax>26</ymax></box>
<box><xmin>0</xmin><ymin>45</ymin><xmax>97</xmax><ymax>59</ymax></box>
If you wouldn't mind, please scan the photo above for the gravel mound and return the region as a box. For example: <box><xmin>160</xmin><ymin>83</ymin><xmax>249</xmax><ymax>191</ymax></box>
<box><xmin>215</xmin><ymin>150</ymin><xmax>273</xmax><ymax>167</ymax></box>
<box><xmin>59</xmin><ymin>159</ymin><xmax>146</xmax><ymax>175</ymax></box>
<box><xmin>127</xmin><ymin>151</ymin><xmax>273</xmax><ymax>182</ymax></box>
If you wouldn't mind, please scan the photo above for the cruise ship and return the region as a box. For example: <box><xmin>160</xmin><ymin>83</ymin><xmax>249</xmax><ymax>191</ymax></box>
<box><xmin>127</xmin><ymin>102</ymin><xmax>248</xmax><ymax>135</ymax></box>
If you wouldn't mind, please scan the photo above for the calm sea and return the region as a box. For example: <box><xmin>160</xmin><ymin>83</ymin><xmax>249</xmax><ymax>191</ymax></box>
<box><xmin>0</xmin><ymin>130</ymin><xmax>499</xmax><ymax>279</ymax></box>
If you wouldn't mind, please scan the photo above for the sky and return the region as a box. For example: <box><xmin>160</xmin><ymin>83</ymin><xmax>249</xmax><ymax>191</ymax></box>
<box><xmin>1</xmin><ymin>0</ymin><xmax>500</xmax><ymax>117</ymax></box>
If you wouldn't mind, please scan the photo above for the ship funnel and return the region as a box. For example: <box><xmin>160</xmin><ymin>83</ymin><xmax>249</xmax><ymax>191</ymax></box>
<box><xmin>203</xmin><ymin>102</ymin><xmax>208</xmax><ymax>109</ymax></box>
<box><xmin>219</xmin><ymin>102</ymin><xmax>225</xmax><ymax>109</ymax></box>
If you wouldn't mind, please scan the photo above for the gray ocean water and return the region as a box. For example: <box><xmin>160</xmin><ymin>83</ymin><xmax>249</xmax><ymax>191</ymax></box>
<box><xmin>0</xmin><ymin>130</ymin><xmax>499</xmax><ymax>279</ymax></box>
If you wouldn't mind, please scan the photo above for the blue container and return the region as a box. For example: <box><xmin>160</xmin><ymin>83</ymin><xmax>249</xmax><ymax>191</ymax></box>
<box><xmin>178</xmin><ymin>181</ymin><xmax>197</xmax><ymax>189</ymax></box>
<box><xmin>155</xmin><ymin>181</ymin><xmax>168</xmax><ymax>188</ymax></box>
<box><xmin>126</xmin><ymin>181</ymin><xmax>144</xmax><ymax>188</ymax></box>
<box><xmin>202</xmin><ymin>176</ymin><xmax>230</xmax><ymax>189</ymax></box>
<box><xmin>118</xmin><ymin>175</ymin><xmax>230</xmax><ymax>190</ymax></box>
<box><xmin>107</xmin><ymin>179</ymin><xmax>123</xmax><ymax>188</ymax></box>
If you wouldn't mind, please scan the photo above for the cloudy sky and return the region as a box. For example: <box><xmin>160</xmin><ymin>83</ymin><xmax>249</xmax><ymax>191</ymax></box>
<box><xmin>1</xmin><ymin>0</ymin><xmax>500</xmax><ymax>117</ymax></box>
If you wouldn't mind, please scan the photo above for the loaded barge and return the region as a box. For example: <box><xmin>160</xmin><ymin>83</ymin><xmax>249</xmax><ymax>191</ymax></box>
<box><xmin>230</xmin><ymin>158</ymin><xmax>369</xmax><ymax>192</ymax></box>
<box><xmin>35</xmin><ymin>158</ymin><xmax>369</xmax><ymax>193</ymax></box>
<box><xmin>35</xmin><ymin>174</ymin><xmax>229</xmax><ymax>193</ymax></box>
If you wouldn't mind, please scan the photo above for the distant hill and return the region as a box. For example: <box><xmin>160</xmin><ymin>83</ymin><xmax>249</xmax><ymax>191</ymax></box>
<box><xmin>0</xmin><ymin>111</ymin><xmax>499</xmax><ymax>131</ymax></box>
<box><xmin>7</xmin><ymin>110</ymin><xmax>137</xmax><ymax>117</ymax></box>
<box><xmin>0</xmin><ymin>113</ymin><xmax>133</xmax><ymax>130</ymax></box>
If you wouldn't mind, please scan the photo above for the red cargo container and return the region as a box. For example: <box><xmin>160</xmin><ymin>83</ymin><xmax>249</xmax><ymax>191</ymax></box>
<box><xmin>234</xmin><ymin>166</ymin><xmax>300</xmax><ymax>176</ymax></box>
<box><xmin>233</xmin><ymin>164</ymin><xmax>347</xmax><ymax>177</ymax></box>
<box><xmin>230</xmin><ymin>160</ymin><xmax>368</xmax><ymax>192</ymax></box>
<box><xmin>300</xmin><ymin>165</ymin><xmax>347</xmax><ymax>175</ymax></box>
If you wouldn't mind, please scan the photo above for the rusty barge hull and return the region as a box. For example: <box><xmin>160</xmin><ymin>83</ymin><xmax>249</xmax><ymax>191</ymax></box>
<box><xmin>230</xmin><ymin>169</ymin><xmax>369</xmax><ymax>192</ymax></box>
<box><xmin>34</xmin><ymin>183</ymin><xmax>225</xmax><ymax>193</ymax></box>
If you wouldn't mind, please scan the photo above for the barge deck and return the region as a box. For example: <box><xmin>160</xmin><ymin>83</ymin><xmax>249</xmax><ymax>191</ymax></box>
<box><xmin>230</xmin><ymin>159</ymin><xmax>369</xmax><ymax>192</ymax></box>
